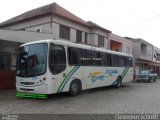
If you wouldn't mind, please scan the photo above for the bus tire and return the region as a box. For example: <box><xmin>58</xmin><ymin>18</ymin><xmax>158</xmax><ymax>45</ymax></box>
<box><xmin>69</xmin><ymin>80</ymin><xmax>82</xmax><ymax>97</ymax></box>
<box><xmin>115</xmin><ymin>77</ymin><xmax>122</xmax><ymax>88</ymax></box>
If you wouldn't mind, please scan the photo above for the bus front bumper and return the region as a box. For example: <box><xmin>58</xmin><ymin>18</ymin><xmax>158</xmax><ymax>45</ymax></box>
<box><xmin>16</xmin><ymin>84</ymin><xmax>49</xmax><ymax>94</ymax></box>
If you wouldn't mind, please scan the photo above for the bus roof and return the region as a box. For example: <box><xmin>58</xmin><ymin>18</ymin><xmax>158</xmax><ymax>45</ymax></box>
<box><xmin>20</xmin><ymin>39</ymin><xmax>133</xmax><ymax>57</ymax></box>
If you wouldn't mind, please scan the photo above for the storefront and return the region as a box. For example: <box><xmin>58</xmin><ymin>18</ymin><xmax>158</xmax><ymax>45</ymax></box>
<box><xmin>0</xmin><ymin>40</ymin><xmax>22</xmax><ymax>90</ymax></box>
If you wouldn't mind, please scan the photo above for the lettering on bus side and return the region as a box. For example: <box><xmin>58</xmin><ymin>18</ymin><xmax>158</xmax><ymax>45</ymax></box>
<box><xmin>105</xmin><ymin>69</ymin><xmax>118</xmax><ymax>76</ymax></box>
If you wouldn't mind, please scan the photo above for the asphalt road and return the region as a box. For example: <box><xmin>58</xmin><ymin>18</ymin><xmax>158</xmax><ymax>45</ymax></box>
<box><xmin>0</xmin><ymin>80</ymin><xmax>160</xmax><ymax>114</ymax></box>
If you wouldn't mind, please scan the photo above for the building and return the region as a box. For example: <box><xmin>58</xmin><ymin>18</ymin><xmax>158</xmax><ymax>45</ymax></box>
<box><xmin>109</xmin><ymin>33</ymin><xmax>132</xmax><ymax>54</ymax></box>
<box><xmin>126</xmin><ymin>37</ymin><xmax>160</xmax><ymax>76</ymax></box>
<box><xmin>0</xmin><ymin>3</ymin><xmax>113</xmax><ymax>70</ymax></box>
<box><xmin>0</xmin><ymin>2</ymin><xmax>132</xmax><ymax>90</ymax></box>
<box><xmin>152</xmin><ymin>46</ymin><xmax>160</xmax><ymax>75</ymax></box>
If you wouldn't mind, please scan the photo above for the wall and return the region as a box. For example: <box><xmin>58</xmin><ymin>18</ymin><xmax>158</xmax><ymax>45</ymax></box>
<box><xmin>52</xmin><ymin>16</ymin><xmax>91</xmax><ymax>44</ymax></box>
<box><xmin>132</xmin><ymin>42</ymin><xmax>141</xmax><ymax>58</ymax></box>
<box><xmin>153</xmin><ymin>46</ymin><xmax>160</xmax><ymax>63</ymax></box>
<box><xmin>139</xmin><ymin>42</ymin><xmax>153</xmax><ymax>61</ymax></box>
<box><xmin>92</xmin><ymin>28</ymin><xmax>108</xmax><ymax>49</ymax></box>
<box><xmin>0</xmin><ymin>29</ymin><xmax>52</xmax><ymax>43</ymax></box>
<box><xmin>52</xmin><ymin>16</ymin><xmax>109</xmax><ymax>48</ymax></box>
<box><xmin>147</xmin><ymin>45</ymin><xmax>153</xmax><ymax>60</ymax></box>
<box><xmin>109</xmin><ymin>33</ymin><xmax>132</xmax><ymax>54</ymax></box>
<box><xmin>2</xmin><ymin>16</ymin><xmax>51</xmax><ymax>31</ymax></box>
<box><xmin>25</xmin><ymin>23</ymin><xmax>52</xmax><ymax>34</ymax></box>
<box><xmin>0</xmin><ymin>70</ymin><xmax>16</xmax><ymax>90</ymax></box>
<box><xmin>89</xmin><ymin>33</ymin><xmax>97</xmax><ymax>46</ymax></box>
<box><xmin>135</xmin><ymin>65</ymin><xmax>140</xmax><ymax>74</ymax></box>
<box><xmin>0</xmin><ymin>40</ymin><xmax>21</xmax><ymax>70</ymax></box>
<box><xmin>2</xmin><ymin>15</ymin><xmax>110</xmax><ymax>49</ymax></box>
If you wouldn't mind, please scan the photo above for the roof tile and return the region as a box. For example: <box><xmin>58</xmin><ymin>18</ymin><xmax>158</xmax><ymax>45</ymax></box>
<box><xmin>0</xmin><ymin>2</ymin><xmax>111</xmax><ymax>33</ymax></box>
<box><xmin>0</xmin><ymin>3</ymin><xmax>53</xmax><ymax>27</ymax></box>
<box><xmin>0</xmin><ymin>3</ymin><xmax>89</xmax><ymax>27</ymax></box>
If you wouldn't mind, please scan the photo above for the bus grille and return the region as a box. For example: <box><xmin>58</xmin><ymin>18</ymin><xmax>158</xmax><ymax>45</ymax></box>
<box><xmin>20</xmin><ymin>82</ymin><xmax>35</xmax><ymax>85</ymax></box>
<box><xmin>20</xmin><ymin>88</ymin><xmax>34</xmax><ymax>91</ymax></box>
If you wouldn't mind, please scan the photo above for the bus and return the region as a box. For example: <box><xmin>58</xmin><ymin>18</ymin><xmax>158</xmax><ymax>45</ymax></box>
<box><xmin>16</xmin><ymin>39</ymin><xmax>133</xmax><ymax>96</ymax></box>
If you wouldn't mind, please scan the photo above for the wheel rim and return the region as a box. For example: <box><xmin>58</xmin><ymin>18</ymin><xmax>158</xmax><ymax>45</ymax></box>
<box><xmin>117</xmin><ymin>77</ymin><xmax>121</xmax><ymax>87</ymax></box>
<box><xmin>117</xmin><ymin>81</ymin><xmax>121</xmax><ymax>87</ymax></box>
<box><xmin>71</xmin><ymin>83</ymin><xmax>78</xmax><ymax>93</ymax></box>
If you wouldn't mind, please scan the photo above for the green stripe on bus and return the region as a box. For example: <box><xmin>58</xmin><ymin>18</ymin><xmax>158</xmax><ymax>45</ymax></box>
<box><xmin>122</xmin><ymin>67</ymin><xmax>129</xmax><ymax>78</ymax></box>
<box><xmin>121</xmin><ymin>67</ymin><xmax>127</xmax><ymax>77</ymax></box>
<box><xmin>57</xmin><ymin>66</ymin><xmax>77</xmax><ymax>93</ymax></box>
<box><xmin>59</xmin><ymin>65</ymin><xmax>80</xmax><ymax>92</ymax></box>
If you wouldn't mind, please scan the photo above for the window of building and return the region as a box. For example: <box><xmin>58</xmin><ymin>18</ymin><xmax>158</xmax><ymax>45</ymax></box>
<box><xmin>141</xmin><ymin>43</ymin><xmax>147</xmax><ymax>56</ymax></box>
<box><xmin>49</xmin><ymin>44</ymin><xmax>66</xmax><ymax>74</ymax></box>
<box><xmin>76</xmin><ymin>30</ymin><xmax>82</xmax><ymax>43</ymax></box>
<box><xmin>126</xmin><ymin>47</ymin><xmax>130</xmax><ymax>54</ymax></box>
<box><xmin>59</xmin><ymin>25</ymin><xmax>70</xmax><ymax>40</ymax></box>
<box><xmin>157</xmin><ymin>53</ymin><xmax>160</xmax><ymax>61</ymax></box>
<box><xmin>36</xmin><ymin>28</ymin><xmax>41</xmax><ymax>32</ymax></box>
<box><xmin>98</xmin><ymin>35</ymin><xmax>105</xmax><ymax>47</ymax></box>
<box><xmin>0</xmin><ymin>52</ymin><xmax>11</xmax><ymax>70</ymax></box>
<box><xmin>85</xmin><ymin>33</ymin><xmax>88</xmax><ymax>44</ymax></box>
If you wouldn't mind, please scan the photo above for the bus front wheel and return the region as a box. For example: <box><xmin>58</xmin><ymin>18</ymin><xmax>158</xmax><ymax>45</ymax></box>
<box><xmin>69</xmin><ymin>80</ymin><xmax>82</xmax><ymax>96</ymax></box>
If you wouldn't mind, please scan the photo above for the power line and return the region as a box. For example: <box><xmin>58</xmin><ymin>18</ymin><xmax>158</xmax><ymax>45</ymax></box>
<box><xmin>131</xmin><ymin>13</ymin><xmax>160</xmax><ymax>28</ymax></box>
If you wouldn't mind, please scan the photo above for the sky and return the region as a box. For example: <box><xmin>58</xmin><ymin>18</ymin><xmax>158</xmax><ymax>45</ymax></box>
<box><xmin>0</xmin><ymin>0</ymin><xmax>160</xmax><ymax>47</ymax></box>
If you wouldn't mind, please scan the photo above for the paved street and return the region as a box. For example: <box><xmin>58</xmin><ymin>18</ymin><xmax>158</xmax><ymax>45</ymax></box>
<box><xmin>0</xmin><ymin>80</ymin><xmax>160</xmax><ymax>114</ymax></box>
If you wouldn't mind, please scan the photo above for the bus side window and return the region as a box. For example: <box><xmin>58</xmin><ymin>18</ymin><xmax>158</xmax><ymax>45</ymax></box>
<box><xmin>49</xmin><ymin>44</ymin><xmax>66</xmax><ymax>74</ymax></box>
<box><xmin>68</xmin><ymin>47</ymin><xmax>82</xmax><ymax>65</ymax></box>
<box><xmin>99</xmin><ymin>52</ymin><xmax>107</xmax><ymax>66</ymax></box>
<box><xmin>107</xmin><ymin>54</ymin><xmax>111</xmax><ymax>66</ymax></box>
<box><xmin>129</xmin><ymin>57</ymin><xmax>133</xmax><ymax>67</ymax></box>
<box><xmin>85</xmin><ymin>50</ymin><xmax>98</xmax><ymax>66</ymax></box>
<box><xmin>126</xmin><ymin>57</ymin><xmax>133</xmax><ymax>67</ymax></box>
<box><xmin>118</xmin><ymin>56</ymin><xmax>126</xmax><ymax>67</ymax></box>
<box><xmin>111</xmin><ymin>54</ymin><xmax>118</xmax><ymax>67</ymax></box>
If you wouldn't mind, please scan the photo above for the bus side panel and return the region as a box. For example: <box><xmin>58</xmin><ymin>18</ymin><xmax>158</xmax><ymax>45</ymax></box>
<box><xmin>52</xmin><ymin>66</ymin><xmax>133</xmax><ymax>93</ymax></box>
<box><xmin>122</xmin><ymin>67</ymin><xmax>133</xmax><ymax>83</ymax></box>
<box><xmin>51</xmin><ymin>66</ymin><xmax>78</xmax><ymax>93</ymax></box>
<box><xmin>60</xmin><ymin>66</ymin><xmax>126</xmax><ymax>92</ymax></box>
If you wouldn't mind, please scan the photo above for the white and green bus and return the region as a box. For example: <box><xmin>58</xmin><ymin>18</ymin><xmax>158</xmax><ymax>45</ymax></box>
<box><xmin>16</xmin><ymin>39</ymin><xmax>133</xmax><ymax>96</ymax></box>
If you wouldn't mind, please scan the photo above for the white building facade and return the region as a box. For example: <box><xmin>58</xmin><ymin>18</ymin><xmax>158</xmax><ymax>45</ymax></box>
<box><xmin>0</xmin><ymin>2</ymin><xmax>133</xmax><ymax>71</ymax></box>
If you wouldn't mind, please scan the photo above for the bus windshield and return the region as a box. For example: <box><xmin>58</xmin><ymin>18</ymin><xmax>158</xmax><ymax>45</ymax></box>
<box><xmin>16</xmin><ymin>43</ymin><xmax>48</xmax><ymax>77</ymax></box>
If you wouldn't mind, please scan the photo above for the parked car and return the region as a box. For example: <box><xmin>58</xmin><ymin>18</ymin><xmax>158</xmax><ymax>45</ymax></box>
<box><xmin>136</xmin><ymin>70</ymin><xmax>157</xmax><ymax>83</ymax></box>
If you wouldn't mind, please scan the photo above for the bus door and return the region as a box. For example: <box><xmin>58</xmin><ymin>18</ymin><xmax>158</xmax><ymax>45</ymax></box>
<box><xmin>49</xmin><ymin>44</ymin><xmax>67</xmax><ymax>92</ymax></box>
